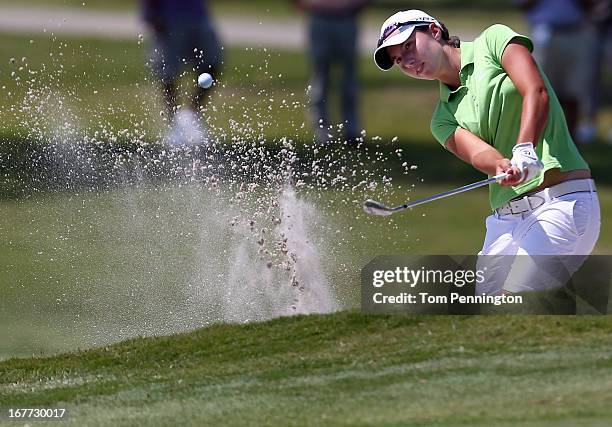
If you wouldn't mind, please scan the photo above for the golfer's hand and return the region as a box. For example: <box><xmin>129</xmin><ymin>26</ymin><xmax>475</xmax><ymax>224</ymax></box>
<box><xmin>495</xmin><ymin>159</ymin><xmax>523</xmax><ymax>186</ymax></box>
<box><xmin>510</xmin><ymin>142</ymin><xmax>544</xmax><ymax>184</ymax></box>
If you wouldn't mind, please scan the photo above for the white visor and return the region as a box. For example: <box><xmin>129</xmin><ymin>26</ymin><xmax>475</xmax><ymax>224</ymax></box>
<box><xmin>374</xmin><ymin>10</ymin><xmax>440</xmax><ymax>71</ymax></box>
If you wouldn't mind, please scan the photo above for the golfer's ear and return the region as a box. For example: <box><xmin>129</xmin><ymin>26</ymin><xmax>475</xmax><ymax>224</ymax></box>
<box><xmin>430</xmin><ymin>23</ymin><xmax>442</xmax><ymax>40</ymax></box>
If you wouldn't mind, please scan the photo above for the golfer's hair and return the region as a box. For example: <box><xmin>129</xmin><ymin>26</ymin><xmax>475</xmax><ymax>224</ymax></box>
<box><xmin>417</xmin><ymin>21</ymin><xmax>460</xmax><ymax>47</ymax></box>
<box><xmin>440</xmin><ymin>21</ymin><xmax>460</xmax><ymax>47</ymax></box>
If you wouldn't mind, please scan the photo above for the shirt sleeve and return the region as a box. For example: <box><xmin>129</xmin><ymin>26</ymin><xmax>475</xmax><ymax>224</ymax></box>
<box><xmin>483</xmin><ymin>24</ymin><xmax>534</xmax><ymax>66</ymax></box>
<box><xmin>430</xmin><ymin>101</ymin><xmax>459</xmax><ymax>146</ymax></box>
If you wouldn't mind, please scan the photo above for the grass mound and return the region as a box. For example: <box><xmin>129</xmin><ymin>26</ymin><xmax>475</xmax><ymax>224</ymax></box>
<box><xmin>2</xmin><ymin>312</ymin><xmax>611</xmax><ymax>426</ymax></box>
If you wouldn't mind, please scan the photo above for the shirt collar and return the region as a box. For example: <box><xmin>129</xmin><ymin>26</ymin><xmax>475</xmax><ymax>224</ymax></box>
<box><xmin>439</xmin><ymin>41</ymin><xmax>474</xmax><ymax>103</ymax></box>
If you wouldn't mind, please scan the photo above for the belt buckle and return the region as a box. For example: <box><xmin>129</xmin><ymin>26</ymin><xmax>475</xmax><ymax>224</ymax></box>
<box><xmin>526</xmin><ymin>193</ymin><xmax>546</xmax><ymax>211</ymax></box>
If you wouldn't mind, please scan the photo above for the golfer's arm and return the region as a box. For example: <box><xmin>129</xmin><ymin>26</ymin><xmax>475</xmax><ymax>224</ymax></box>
<box><xmin>444</xmin><ymin>128</ymin><xmax>507</xmax><ymax>176</ymax></box>
<box><xmin>502</xmin><ymin>41</ymin><xmax>549</xmax><ymax>147</ymax></box>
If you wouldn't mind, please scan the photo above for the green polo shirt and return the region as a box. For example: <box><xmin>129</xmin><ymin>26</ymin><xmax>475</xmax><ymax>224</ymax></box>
<box><xmin>430</xmin><ymin>24</ymin><xmax>589</xmax><ymax>210</ymax></box>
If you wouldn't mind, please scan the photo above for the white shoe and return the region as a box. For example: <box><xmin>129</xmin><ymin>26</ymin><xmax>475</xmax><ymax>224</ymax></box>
<box><xmin>165</xmin><ymin>107</ymin><xmax>207</xmax><ymax>146</ymax></box>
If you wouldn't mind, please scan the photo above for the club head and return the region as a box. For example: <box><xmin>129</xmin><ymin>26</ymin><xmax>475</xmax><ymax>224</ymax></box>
<box><xmin>363</xmin><ymin>199</ymin><xmax>395</xmax><ymax>216</ymax></box>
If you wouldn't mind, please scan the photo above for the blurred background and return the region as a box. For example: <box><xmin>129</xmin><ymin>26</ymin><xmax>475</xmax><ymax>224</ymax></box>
<box><xmin>1</xmin><ymin>0</ymin><xmax>611</xmax><ymax>359</ymax></box>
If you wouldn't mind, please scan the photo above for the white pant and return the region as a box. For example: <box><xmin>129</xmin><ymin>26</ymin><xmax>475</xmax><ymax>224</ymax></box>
<box><xmin>477</xmin><ymin>180</ymin><xmax>600</xmax><ymax>294</ymax></box>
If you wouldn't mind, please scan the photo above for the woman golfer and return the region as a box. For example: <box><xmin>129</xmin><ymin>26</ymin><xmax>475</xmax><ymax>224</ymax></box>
<box><xmin>374</xmin><ymin>10</ymin><xmax>600</xmax><ymax>295</ymax></box>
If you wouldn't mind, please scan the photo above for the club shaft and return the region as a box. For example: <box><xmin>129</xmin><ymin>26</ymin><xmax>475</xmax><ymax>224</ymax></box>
<box><xmin>399</xmin><ymin>173</ymin><xmax>507</xmax><ymax>210</ymax></box>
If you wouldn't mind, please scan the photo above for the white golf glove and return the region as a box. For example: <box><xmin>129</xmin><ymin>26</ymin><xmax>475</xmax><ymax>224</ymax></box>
<box><xmin>510</xmin><ymin>142</ymin><xmax>543</xmax><ymax>183</ymax></box>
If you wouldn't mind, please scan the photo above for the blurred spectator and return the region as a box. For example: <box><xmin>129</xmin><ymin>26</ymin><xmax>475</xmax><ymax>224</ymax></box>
<box><xmin>578</xmin><ymin>0</ymin><xmax>612</xmax><ymax>143</ymax></box>
<box><xmin>295</xmin><ymin>0</ymin><xmax>368</xmax><ymax>145</ymax></box>
<box><xmin>515</xmin><ymin>0</ymin><xmax>591</xmax><ymax>140</ymax></box>
<box><xmin>140</xmin><ymin>0</ymin><xmax>222</xmax><ymax>145</ymax></box>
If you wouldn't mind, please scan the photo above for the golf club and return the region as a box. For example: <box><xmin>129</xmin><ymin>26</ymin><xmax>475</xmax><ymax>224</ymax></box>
<box><xmin>363</xmin><ymin>172</ymin><xmax>509</xmax><ymax>216</ymax></box>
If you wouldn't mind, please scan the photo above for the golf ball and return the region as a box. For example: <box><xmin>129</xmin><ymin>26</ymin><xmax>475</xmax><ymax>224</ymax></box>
<box><xmin>197</xmin><ymin>72</ymin><xmax>213</xmax><ymax>89</ymax></box>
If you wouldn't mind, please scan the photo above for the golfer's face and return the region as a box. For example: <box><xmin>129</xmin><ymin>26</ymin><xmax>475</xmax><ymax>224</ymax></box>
<box><xmin>387</xmin><ymin>30</ymin><xmax>437</xmax><ymax>80</ymax></box>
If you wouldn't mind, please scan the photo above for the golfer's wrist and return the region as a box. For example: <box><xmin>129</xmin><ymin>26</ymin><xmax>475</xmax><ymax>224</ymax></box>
<box><xmin>494</xmin><ymin>158</ymin><xmax>513</xmax><ymax>174</ymax></box>
<box><xmin>471</xmin><ymin>149</ymin><xmax>506</xmax><ymax>176</ymax></box>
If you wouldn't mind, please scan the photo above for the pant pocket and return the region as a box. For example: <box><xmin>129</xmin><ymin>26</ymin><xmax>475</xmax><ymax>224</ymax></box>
<box><xmin>571</xmin><ymin>198</ymin><xmax>590</xmax><ymax>237</ymax></box>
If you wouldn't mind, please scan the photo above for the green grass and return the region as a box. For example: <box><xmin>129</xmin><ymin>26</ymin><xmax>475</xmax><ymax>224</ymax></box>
<box><xmin>1</xmin><ymin>312</ymin><xmax>612</xmax><ymax>426</ymax></box>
